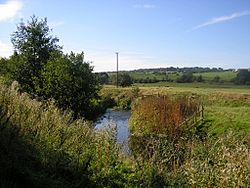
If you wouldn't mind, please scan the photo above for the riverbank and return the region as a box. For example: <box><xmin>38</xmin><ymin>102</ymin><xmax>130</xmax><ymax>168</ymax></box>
<box><xmin>1</xmin><ymin>82</ymin><xmax>250</xmax><ymax>187</ymax></box>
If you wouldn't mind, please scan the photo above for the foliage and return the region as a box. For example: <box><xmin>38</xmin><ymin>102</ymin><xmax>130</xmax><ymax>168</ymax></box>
<box><xmin>36</xmin><ymin>52</ymin><xmax>100</xmax><ymax>119</ymax></box>
<box><xmin>11</xmin><ymin>15</ymin><xmax>61</xmax><ymax>93</ymax></box>
<box><xmin>176</xmin><ymin>72</ymin><xmax>196</xmax><ymax>83</ymax></box>
<box><xmin>100</xmin><ymin>86</ymin><xmax>140</xmax><ymax>110</ymax></box>
<box><xmin>6</xmin><ymin>16</ymin><xmax>102</xmax><ymax>120</ymax></box>
<box><xmin>212</xmin><ymin>75</ymin><xmax>222</xmax><ymax>83</ymax></box>
<box><xmin>234</xmin><ymin>69</ymin><xmax>250</xmax><ymax>85</ymax></box>
<box><xmin>184</xmin><ymin>132</ymin><xmax>250</xmax><ymax>187</ymax></box>
<box><xmin>128</xmin><ymin>95</ymin><xmax>203</xmax><ymax>178</ymax></box>
<box><xmin>106</xmin><ymin>70</ymin><xmax>237</xmax><ymax>84</ymax></box>
<box><xmin>109</xmin><ymin>73</ymin><xmax>133</xmax><ymax>87</ymax></box>
<box><xmin>129</xmin><ymin>95</ymin><xmax>200</xmax><ymax>135</ymax></box>
<box><xmin>95</xmin><ymin>72</ymin><xmax>109</xmax><ymax>84</ymax></box>
<box><xmin>118</xmin><ymin>73</ymin><xmax>133</xmax><ymax>87</ymax></box>
<box><xmin>0</xmin><ymin>82</ymin><xmax>132</xmax><ymax>187</ymax></box>
<box><xmin>0</xmin><ymin>57</ymin><xmax>12</xmax><ymax>84</ymax></box>
<box><xmin>1</xmin><ymin>82</ymin><xmax>250</xmax><ymax>187</ymax></box>
<box><xmin>196</xmin><ymin>75</ymin><xmax>203</xmax><ymax>82</ymax></box>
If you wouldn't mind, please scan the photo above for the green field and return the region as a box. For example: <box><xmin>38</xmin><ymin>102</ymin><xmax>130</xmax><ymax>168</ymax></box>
<box><xmin>128</xmin><ymin>71</ymin><xmax>179</xmax><ymax>81</ymax></box>
<box><xmin>194</xmin><ymin>71</ymin><xmax>237</xmax><ymax>82</ymax></box>
<box><xmin>122</xmin><ymin>70</ymin><xmax>237</xmax><ymax>83</ymax></box>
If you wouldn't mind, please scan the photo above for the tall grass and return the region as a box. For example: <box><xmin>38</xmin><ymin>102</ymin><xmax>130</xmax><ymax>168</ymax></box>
<box><xmin>129</xmin><ymin>95</ymin><xmax>200</xmax><ymax>137</ymax></box>
<box><xmin>0</xmin><ymin>82</ymin><xmax>124</xmax><ymax>187</ymax></box>
<box><xmin>184</xmin><ymin>132</ymin><xmax>250</xmax><ymax>187</ymax></box>
<box><xmin>128</xmin><ymin>95</ymin><xmax>203</xmax><ymax>175</ymax></box>
<box><xmin>1</xmin><ymin>82</ymin><xmax>250</xmax><ymax>187</ymax></box>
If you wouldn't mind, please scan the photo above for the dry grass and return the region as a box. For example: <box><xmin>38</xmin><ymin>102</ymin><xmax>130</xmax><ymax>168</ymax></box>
<box><xmin>129</xmin><ymin>95</ymin><xmax>200</xmax><ymax>138</ymax></box>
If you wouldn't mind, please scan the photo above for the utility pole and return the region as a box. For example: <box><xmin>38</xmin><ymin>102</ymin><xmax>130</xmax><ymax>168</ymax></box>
<box><xmin>116</xmin><ymin>52</ymin><xmax>119</xmax><ymax>88</ymax></box>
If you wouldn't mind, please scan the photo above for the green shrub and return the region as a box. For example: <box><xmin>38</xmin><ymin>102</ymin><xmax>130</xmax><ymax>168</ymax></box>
<box><xmin>100</xmin><ymin>86</ymin><xmax>140</xmax><ymax>110</ymax></box>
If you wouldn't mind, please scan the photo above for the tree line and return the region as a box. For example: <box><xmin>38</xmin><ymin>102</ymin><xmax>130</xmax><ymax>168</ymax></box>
<box><xmin>96</xmin><ymin>69</ymin><xmax>250</xmax><ymax>85</ymax></box>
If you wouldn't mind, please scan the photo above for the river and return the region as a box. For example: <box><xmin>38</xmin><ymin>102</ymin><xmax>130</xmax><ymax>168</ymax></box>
<box><xmin>95</xmin><ymin>110</ymin><xmax>131</xmax><ymax>154</ymax></box>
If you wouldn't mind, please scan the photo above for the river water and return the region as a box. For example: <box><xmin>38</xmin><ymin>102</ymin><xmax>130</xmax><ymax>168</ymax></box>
<box><xmin>95</xmin><ymin>110</ymin><xmax>131</xmax><ymax>154</ymax></box>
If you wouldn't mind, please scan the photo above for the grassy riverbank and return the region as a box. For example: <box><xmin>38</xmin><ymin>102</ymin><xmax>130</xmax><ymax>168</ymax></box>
<box><xmin>1</xmin><ymin>81</ymin><xmax>250</xmax><ymax>187</ymax></box>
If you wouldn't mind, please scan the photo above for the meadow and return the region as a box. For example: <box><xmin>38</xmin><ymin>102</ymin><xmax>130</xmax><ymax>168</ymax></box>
<box><xmin>123</xmin><ymin>70</ymin><xmax>237</xmax><ymax>83</ymax></box>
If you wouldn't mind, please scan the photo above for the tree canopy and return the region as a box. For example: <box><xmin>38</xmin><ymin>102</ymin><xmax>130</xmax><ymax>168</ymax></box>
<box><xmin>6</xmin><ymin>16</ymin><xmax>101</xmax><ymax>119</ymax></box>
<box><xmin>11</xmin><ymin>15</ymin><xmax>61</xmax><ymax>93</ymax></box>
<box><xmin>118</xmin><ymin>73</ymin><xmax>133</xmax><ymax>87</ymax></box>
<box><xmin>37</xmin><ymin>52</ymin><xmax>100</xmax><ymax>119</ymax></box>
<box><xmin>234</xmin><ymin>69</ymin><xmax>250</xmax><ymax>85</ymax></box>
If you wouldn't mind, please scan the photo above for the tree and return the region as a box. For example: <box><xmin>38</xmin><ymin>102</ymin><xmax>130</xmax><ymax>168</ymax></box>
<box><xmin>38</xmin><ymin>52</ymin><xmax>100</xmax><ymax>119</ymax></box>
<box><xmin>0</xmin><ymin>53</ymin><xmax>23</xmax><ymax>85</ymax></box>
<box><xmin>119</xmin><ymin>73</ymin><xmax>133</xmax><ymax>87</ymax></box>
<box><xmin>196</xmin><ymin>75</ymin><xmax>204</xmax><ymax>82</ymax></box>
<box><xmin>95</xmin><ymin>72</ymin><xmax>109</xmax><ymax>84</ymax></box>
<box><xmin>0</xmin><ymin>58</ymin><xmax>8</xmax><ymax>76</ymax></box>
<box><xmin>11</xmin><ymin>15</ymin><xmax>61</xmax><ymax>92</ymax></box>
<box><xmin>176</xmin><ymin>72</ymin><xmax>195</xmax><ymax>83</ymax></box>
<box><xmin>234</xmin><ymin>69</ymin><xmax>250</xmax><ymax>85</ymax></box>
<box><xmin>212</xmin><ymin>76</ymin><xmax>221</xmax><ymax>83</ymax></box>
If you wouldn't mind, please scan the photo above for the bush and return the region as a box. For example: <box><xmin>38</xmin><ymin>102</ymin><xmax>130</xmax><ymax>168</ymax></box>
<box><xmin>37</xmin><ymin>52</ymin><xmax>100</xmax><ymax>120</ymax></box>
<box><xmin>176</xmin><ymin>72</ymin><xmax>195</xmax><ymax>83</ymax></box>
<box><xmin>100</xmin><ymin>86</ymin><xmax>140</xmax><ymax>110</ymax></box>
<box><xmin>234</xmin><ymin>69</ymin><xmax>250</xmax><ymax>85</ymax></box>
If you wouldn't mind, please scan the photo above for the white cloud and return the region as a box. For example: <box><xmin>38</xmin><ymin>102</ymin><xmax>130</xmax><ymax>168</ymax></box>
<box><xmin>0</xmin><ymin>41</ymin><xmax>13</xmax><ymax>58</ymax></box>
<box><xmin>0</xmin><ymin>0</ymin><xmax>23</xmax><ymax>22</ymax></box>
<box><xmin>133</xmin><ymin>4</ymin><xmax>156</xmax><ymax>9</ymax></box>
<box><xmin>191</xmin><ymin>10</ymin><xmax>250</xmax><ymax>31</ymax></box>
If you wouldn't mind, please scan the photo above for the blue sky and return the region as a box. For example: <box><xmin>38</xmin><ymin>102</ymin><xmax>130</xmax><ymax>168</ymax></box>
<box><xmin>0</xmin><ymin>0</ymin><xmax>250</xmax><ymax>71</ymax></box>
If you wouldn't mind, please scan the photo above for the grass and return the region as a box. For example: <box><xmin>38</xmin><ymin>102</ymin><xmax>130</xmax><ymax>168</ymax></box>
<box><xmin>0</xmin><ymin>81</ymin><xmax>128</xmax><ymax>187</ymax></box>
<box><xmin>135</xmin><ymin>81</ymin><xmax>250</xmax><ymax>91</ymax></box>
<box><xmin>1</xmin><ymin>80</ymin><xmax>250</xmax><ymax>187</ymax></box>
<box><xmin>128</xmin><ymin>71</ymin><xmax>179</xmax><ymax>81</ymax></box>
<box><xmin>121</xmin><ymin>70</ymin><xmax>237</xmax><ymax>83</ymax></box>
<box><xmin>194</xmin><ymin>70</ymin><xmax>237</xmax><ymax>82</ymax></box>
<box><xmin>102</xmin><ymin>84</ymin><xmax>250</xmax><ymax>136</ymax></box>
<box><xmin>129</xmin><ymin>95</ymin><xmax>200</xmax><ymax>135</ymax></box>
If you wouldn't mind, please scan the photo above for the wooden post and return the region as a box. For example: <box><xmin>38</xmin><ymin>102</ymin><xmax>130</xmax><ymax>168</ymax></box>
<box><xmin>201</xmin><ymin>105</ymin><xmax>204</xmax><ymax>118</ymax></box>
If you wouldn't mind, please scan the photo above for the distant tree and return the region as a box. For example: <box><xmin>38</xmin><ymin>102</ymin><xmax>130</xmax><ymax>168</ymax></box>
<box><xmin>95</xmin><ymin>72</ymin><xmax>109</xmax><ymax>84</ymax></box>
<box><xmin>119</xmin><ymin>73</ymin><xmax>133</xmax><ymax>87</ymax></box>
<box><xmin>234</xmin><ymin>69</ymin><xmax>250</xmax><ymax>85</ymax></box>
<box><xmin>212</xmin><ymin>76</ymin><xmax>221</xmax><ymax>83</ymax></box>
<box><xmin>109</xmin><ymin>74</ymin><xmax>117</xmax><ymax>85</ymax></box>
<box><xmin>11</xmin><ymin>15</ymin><xmax>61</xmax><ymax>93</ymax></box>
<box><xmin>196</xmin><ymin>75</ymin><xmax>204</xmax><ymax>82</ymax></box>
<box><xmin>176</xmin><ymin>72</ymin><xmax>195</xmax><ymax>83</ymax></box>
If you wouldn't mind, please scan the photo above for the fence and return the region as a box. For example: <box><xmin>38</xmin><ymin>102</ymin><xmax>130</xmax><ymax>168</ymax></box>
<box><xmin>179</xmin><ymin>105</ymin><xmax>204</xmax><ymax>128</ymax></box>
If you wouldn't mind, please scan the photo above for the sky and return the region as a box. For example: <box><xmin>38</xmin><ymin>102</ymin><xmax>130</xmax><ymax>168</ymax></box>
<box><xmin>0</xmin><ymin>0</ymin><xmax>250</xmax><ymax>72</ymax></box>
